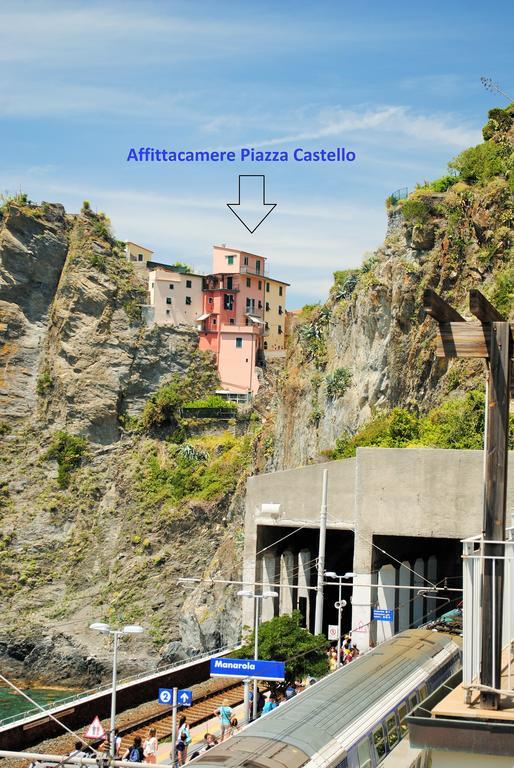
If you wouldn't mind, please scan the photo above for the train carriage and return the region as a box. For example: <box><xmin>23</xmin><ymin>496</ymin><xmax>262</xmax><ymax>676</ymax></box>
<box><xmin>192</xmin><ymin>629</ymin><xmax>461</xmax><ymax>768</ymax></box>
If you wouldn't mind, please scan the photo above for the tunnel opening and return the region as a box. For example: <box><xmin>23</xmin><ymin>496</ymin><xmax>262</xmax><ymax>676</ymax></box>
<box><xmin>371</xmin><ymin>534</ymin><xmax>462</xmax><ymax>640</ymax></box>
<box><xmin>255</xmin><ymin>524</ymin><xmax>354</xmax><ymax>637</ymax></box>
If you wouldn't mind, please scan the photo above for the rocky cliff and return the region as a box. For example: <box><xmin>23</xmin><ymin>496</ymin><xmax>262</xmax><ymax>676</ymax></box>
<box><xmin>0</xmin><ymin>203</ymin><xmax>248</xmax><ymax>685</ymax></box>
<box><xmin>0</xmin><ymin>103</ymin><xmax>512</xmax><ymax>686</ymax></box>
<box><xmin>271</xmin><ymin>104</ymin><xmax>513</xmax><ymax>468</ymax></box>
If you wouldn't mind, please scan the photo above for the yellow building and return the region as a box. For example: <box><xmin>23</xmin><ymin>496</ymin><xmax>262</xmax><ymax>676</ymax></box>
<box><xmin>263</xmin><ymin>277</ymin><xmax>289</xmax><ymax>354</ymax></box>
<box><xmin>125</xmin><ymin>241</ymin><xmax>154</xmax><ymax>272</ymax></box>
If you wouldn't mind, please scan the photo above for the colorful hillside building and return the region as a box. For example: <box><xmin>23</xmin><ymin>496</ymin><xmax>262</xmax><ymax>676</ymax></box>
<box><xmin>197</xmin><ymin>247</ymin><xmax>288</xmax><ymax>395</ymax></box>
<box><xmin>126</xmin><ymin>241</ymin><xmax>154</xmax><ymax>273</ymax></box>
<box><xmin>142</xmin><ymin>244</ymin><xmax>288</xmax><ymax>396</ymax></box>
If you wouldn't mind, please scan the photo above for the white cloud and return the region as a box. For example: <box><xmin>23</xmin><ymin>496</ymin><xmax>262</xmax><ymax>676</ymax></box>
<box><xmin>219</xmin><ymin>105</ymin><xmax>480</xmax><ymax>152</ymax></box>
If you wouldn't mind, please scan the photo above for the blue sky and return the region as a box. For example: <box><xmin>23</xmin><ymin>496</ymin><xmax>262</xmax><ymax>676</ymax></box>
<box><xmin>1</xmin><ymin>1</ymin><xmax>512</xmax><ymax>306</ymax></box>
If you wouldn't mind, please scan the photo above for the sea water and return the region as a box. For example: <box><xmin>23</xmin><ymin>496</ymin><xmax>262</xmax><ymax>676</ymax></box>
<box><xmin>0</xmin><ymin>685</ymin><xmax>76</xmax><ymax>722</ymax></box>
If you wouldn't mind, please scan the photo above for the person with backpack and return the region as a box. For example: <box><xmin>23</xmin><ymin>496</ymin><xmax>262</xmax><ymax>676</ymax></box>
<box><xmin>123</xmin><ymin>735</ymin><xmax>144</xmax><ymax>763</ymax></box>
<box><xmin>177</xmin><ymin>716</ymin><xmax>191</xmax><ymax>761</ymax></box>
<box><xmin>175</xmin><ymin>730</ymin><xmax>188</xmax><ymax>766</ymax></box>
<box><xmin>214</xmin><ymin>699</ymin><xmax>233</xmax><ymax>741</ymax></box>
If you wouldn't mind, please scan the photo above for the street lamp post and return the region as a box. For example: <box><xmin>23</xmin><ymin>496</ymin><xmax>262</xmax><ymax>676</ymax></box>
<box><xmin>89</xmin><ymin>623</ymin><xmax>144</xmax><ymax>759</ymax></box>
<box><xmin>325</xmin><ymin>572</ymin><xmax>354</xmax><ymax>668</ymax></box>
<box><xmin>237</xmin><ymin>590</ymin><xmax>278</xmax><ymax>721</ymax></box>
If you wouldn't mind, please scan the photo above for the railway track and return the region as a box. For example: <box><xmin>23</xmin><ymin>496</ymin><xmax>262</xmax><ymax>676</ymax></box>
<box><xmin>116</xmin><ymin>679</ymin><xmax>246</xmax><ymax>753</ymax></box>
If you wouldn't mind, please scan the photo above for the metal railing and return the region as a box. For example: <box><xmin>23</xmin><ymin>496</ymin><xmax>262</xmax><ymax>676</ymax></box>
<box><xmin>462</xmin><ymin>516</ymin><xmax>514</xmax><ymax>703</ymax></box>
<box><xmin>389</xmin><ymin>187</ymin><xmax>408</xmax><ymax>204</ymax></box>
<box><xmin>0</xmin><ymin>645</ymin><xmax>236</xmax><ymax>729</ymax></box>
<box><xmin>240</xmin><ymin>265</ymin><xmax>269</xmax><ymax>277</ymax></box>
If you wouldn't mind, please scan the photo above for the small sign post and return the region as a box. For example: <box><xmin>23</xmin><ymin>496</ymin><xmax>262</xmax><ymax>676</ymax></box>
<box><xmin>372</xmin><ymin>608</ymin><xmax>394</xmax><ymax>622</ymax></box>
<box><xmin>158</xmin><ymin>687</ymin><xmax>192</xmax><ymax>761</ymax></box>
<box><xmin>327</xmin><ymin>624</ymin><xmax>339</xmax><ymax>641</ymax></box>
<box><xmin>84</xmin><ymin>716</ymin><xmax>106</xmax><ymax>740</ymax></box>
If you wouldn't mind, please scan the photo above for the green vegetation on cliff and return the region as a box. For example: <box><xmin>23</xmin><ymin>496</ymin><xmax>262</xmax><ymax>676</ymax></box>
<box><xmin>44</xmin><ymin>431</ymin><xmax>88</xmax><ymax>488</ymax></box>
<box><xmin>329</xmin><ymin>391</ymin><xmax>514</xmax><ymax>459</ymax></box>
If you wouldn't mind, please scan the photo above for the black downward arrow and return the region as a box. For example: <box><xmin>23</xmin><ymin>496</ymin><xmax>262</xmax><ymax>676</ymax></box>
<box><xmin>227</xmin><ymin>175</ymin><xmax>277</xmax><ymax>234</ymax></box>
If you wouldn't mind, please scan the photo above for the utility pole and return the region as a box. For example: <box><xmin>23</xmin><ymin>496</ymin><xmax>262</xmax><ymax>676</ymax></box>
<box><xmin>110</xmin><ymin>632</ymin><xmax>119</xmax><ymax>759</ymax></box>
<box><xmin>424</xmin><ymin>289</ymin><xmax>512</xmax><ymax>710</ymax></box>
<box><xmin>314</xmin><ymin>469</ymin><xmax>328</xmax><ymax>636</ymax></box>
<box><xmin>170</xmin><ymin>688</ymin><xmax>178</xmax><ymax>765</ymax></box>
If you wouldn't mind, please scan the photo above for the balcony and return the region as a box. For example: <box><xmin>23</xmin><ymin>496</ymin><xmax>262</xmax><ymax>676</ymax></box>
<box><xmin>462</xmin><ymin>524</ymin><xmax>514</xmax><ymax>704</ymax></box>
<box><xmin>240</xmin><ymin>264</ymin><xmax>269</xmax><ymax>277</ymax></box>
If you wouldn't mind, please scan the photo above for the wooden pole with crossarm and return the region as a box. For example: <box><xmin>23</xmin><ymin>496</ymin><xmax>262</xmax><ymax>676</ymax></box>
<box><xmin>424</xmin><ymin>288</ymin><xmax>513</xmax><ymax>710</ymax></box>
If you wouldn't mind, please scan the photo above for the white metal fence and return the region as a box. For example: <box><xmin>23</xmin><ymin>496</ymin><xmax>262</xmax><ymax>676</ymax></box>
<box><xmin>462</xmin><ymin>512</ymin><xmax>514</xmax><ymax>702</ymax></box>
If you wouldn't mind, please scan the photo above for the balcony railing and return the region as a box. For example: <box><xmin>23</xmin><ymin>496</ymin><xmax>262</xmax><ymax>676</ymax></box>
<box><xmin>240</xmin><ymin>264</ymin><xmax>269</xmax><ymax>277</ymax></box>
<box><xmin>462</xmin><ymin>515</ymin><xmax>514</xmax><ymax>704</ymax></box>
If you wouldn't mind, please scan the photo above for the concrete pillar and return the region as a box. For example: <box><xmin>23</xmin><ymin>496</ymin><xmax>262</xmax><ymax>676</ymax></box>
<box><xmin>398</xmin><ymin>561</ymin><xmax>411</xmax><ymax>632</ymax></box>
<box><xmin>261</xmin><ymin>552</ymin><xmax>277</xmax><ymax>622</ymax></box>
<box><xmin>413</xmin><ymin>558</ymin><xmax>425</xmax><ymax>627</ymax></box>
<box><xmin>377</xmin><ymin>564</ymin><xmax>396</xmax><ymax>643</ymax></box>
<box><xmin>426</xmin><ymin>555</ymin><xmax>438</xmax><ymax>622</ymax></box>
<box><xmin>297</xmin><ymin>549</ymin><xmax>311</xmax><ymax>629</ymax></box>
<box><xmin>279</xmin><ymin>550</ymin><xmax>294</xmax><ymax>615</ymax></box>
<box><xmin>350</xmin><ymin>531</ymin><xmax>374</xmax><ymax>651</ymax></box>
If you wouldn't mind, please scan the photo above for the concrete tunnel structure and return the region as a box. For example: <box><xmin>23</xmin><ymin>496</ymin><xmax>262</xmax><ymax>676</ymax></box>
<box><xmin>242</xmin><ymin>447</ymin><xmax>514</xmax><ymax>651</ymax></box>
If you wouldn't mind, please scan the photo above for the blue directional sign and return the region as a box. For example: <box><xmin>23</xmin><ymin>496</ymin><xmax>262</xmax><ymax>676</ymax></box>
<box><xmin>177</xmin><ymin>689</ymin><xmax>192</xmax><ymax>707</ymax></box>
<box><xmin>210</xmin><ymin>657</ymin><xmax>285</xmax><ymax>681</ymax></box>
<box><xmin>158</xmin><ymin>688</ymin><xmax>173</xmax><ymax>705</ymax></box>
<box><xmin>373</xmin><ymin>608</ymin><xmax>394</xmax><ymax>622</ymax></box>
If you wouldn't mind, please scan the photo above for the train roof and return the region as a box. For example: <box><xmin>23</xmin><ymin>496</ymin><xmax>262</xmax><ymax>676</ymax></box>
<box><xmin>194</xmin><ymin>629</ymin><xmax>461</xmax><ymax>767</ymax></box>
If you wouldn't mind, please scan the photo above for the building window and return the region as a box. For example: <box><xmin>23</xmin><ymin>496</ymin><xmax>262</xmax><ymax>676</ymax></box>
<box><xmin>169</xmin><ymin>283</ymin><xmax>174</xmax><ymax>289</ymax></box>
<box><xmin>279</xmin><ymin>286</ymin><xmax>283</xmax><ymax>296</ymax></box>
<box><xmin>265</xmin><ymin>321</ymin><xmax>269</xmax><ymax>330</ymax></box>
<box><xmin>278</xmin><ymin>324</ymin><xmax>283</xmax><ymax>334</ymax></box>
<box><xmin>166</xmin><ymin>297</ymin><xmax>172</xmax><ymax>305</ymax></box>
<box><xmin>185</xmin><ymin>296</ymin><xmax>192</xmax><ymax>305</ymax></box>
<box><xmin>278</xmin><ymin>305</ymin><xmax>283</xmax><ymax>315</ymax></box>
<box><xmin>265</xmin><ymin>302</ymin><xmax>270</xmax><ymax>312</ymax></box>
<box><xmin>229</xmin><ymin>318</ymin><xmax>235</xmax><ymax>325</ymax></box>
<box><xmin>224</xmin><ymin>294</ymin><xmax>234</xmax><ymax>311</ymax></box>
<box><xmin>151</xmin><ymin>282</ymin><xmax>154</xmax><ymax>288</ymax></box>
<box><xmin>256</xmin><ymin>260</ymin><xmax>261</xmax><ymax>273</ymax></box>
<box><xmin>258</xmin><ymin>300</ymin><xmax>262</xmax><ymax>309</ymax></box>
<box><xmin>264</xmin><ymin>341</ymin><xmax>268</xmax><ymax>350</ymax></box>
<box><xmin>213</xmin><ymin>318</ymin><xmax>217</xmax><ymax>325</ymax></box>
<box><xmin>266</xmin><ymin>282</ymin><xmax>270</xmax><ymax>293</ymax></box>
<box><xmin>166</xmin><ymin>309</ymin><xmax>170</xmax><ymax>315</ymax></box>
<box><xmin>227</xmin><ymin>255</ymin><xmax>234</xmax><ymax>265</ymax></box>
<box><xmin>246</xmin><ymin>277</ymin><xmax>251</xmax><ymax>288</ymax></box>
<box><xmin>227</xmin><ymin>276</ymin><xmax>233</xmax><ymax>289</ymax></box>
<box><xmin>258</xmin><ymin>280</ymin><xmax>262</xmax><ymax>290</ymax></box>
<box><xmin>186</xmin><ymin>279</ymin><xmax>192</xmax><ymax>288</ymax></box>
<box><xmin>243</xmin><ymin>256</ymin><xmax>249</xmax><ymax>265</ymax></box>
<box><xmin>235</xmin><ymin>337</ymin><xmax>243</xmax><ymax>348</ymax></box>
<box><xmin>138</xmin><ymin>254</ymin><xmax>144</xmax><ymax>261</ymax></box>
<box><xmin>208</xmin><ymin>297</ymin><xmax>213</xmax><ymax>304</ymax></box>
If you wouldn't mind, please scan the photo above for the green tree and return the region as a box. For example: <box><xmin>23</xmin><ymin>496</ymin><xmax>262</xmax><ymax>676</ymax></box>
<box><xmin>239</xmin><ymin>611</ymin><xmax>329</xmax><ymax>681</ymax></box>
<box><xmin>448</xmin><ymin>141</ymin><xmax>506</xmax><ymax>185</ymax></box>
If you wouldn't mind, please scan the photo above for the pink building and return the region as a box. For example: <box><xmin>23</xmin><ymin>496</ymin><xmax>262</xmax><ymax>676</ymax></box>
<box><xmin>198</xmin><ymin>247</ymin><xmax>270</xmax><ymax>395</ymax></box>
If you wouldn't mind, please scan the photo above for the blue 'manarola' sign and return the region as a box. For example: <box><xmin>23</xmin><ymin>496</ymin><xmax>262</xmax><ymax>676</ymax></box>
<box><xmin>210</xmin><ymin>657</ymin><xmax>285</xmax><ymax>681</ymax></box>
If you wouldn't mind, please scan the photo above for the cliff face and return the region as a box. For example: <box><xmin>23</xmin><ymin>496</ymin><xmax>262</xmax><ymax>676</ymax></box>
<box><xmin>272</xmin><ymin>107</ymin><xmax>513</xmax><ymax>469</ymax></box>
<box><xmin>0</xmin><ymin>105</ymin><xmax>512</xmax><ymax>686</ymax></box>
<box><xmin>0</xmin><ymin>202</ymin><xmax>198</xmax><ymax>443</ymax></box>
<box><xmin>0</xmin><ymin>203</ymin><xmax>246</xmax><ymax>685</ymax></box>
